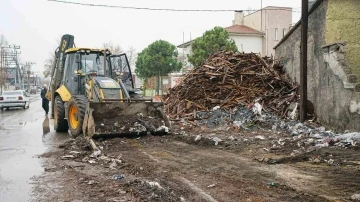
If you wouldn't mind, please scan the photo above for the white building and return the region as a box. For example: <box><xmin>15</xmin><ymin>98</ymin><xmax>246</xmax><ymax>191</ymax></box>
<box><xmin>177</xmin><ymin>18</ymin><xmax>264</xmax><ymax>68</ymax></box>
<box><xmin>177</xmin><ymin>7</ymin><xmax>293</xmax><ymax>68</ymax></box>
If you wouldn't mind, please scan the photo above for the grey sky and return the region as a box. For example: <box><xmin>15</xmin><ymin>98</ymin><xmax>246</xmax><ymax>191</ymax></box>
<box><xmin>0</xmin><ymin>0</ymin><xmax>301</xmax><ymax>73</ymax></box>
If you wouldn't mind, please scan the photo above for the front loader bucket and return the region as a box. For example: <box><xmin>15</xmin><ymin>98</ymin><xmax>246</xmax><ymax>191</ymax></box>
<box><xmin>82</xmin><ymin>101</ymin><xmax>171</xmax><ymax>139</ymax></box>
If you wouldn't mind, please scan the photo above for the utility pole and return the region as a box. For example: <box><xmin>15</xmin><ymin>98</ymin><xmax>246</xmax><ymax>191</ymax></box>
<box><xmin>24</xmin><ymin>61</ymin><xmax>36</xmax><ymax>93</ymax></box>
<box><xmin>0</xmin><ymin>44</ymin><xmax>21</xmax><ymax>92</ymax></box>
<box><xmin>300</xmin><ymin>0</ymin><xmax>308</xmax><ymax>122</ymax></box>
<box><xmin>260</xmin><ymin>0</ymin><xmax>263</xmax><ymax>31</ymax></box>
<box><xmin>0</xmin><ymin>47</ymin><xmax>3</xmax><ymax>94</ymax></box>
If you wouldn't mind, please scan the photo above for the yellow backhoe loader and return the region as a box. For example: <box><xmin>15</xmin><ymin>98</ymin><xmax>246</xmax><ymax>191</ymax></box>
<box><xmin>46</xmin><ymin>34</ymin><xmax>170</xmax><ymax>139</ymax></box>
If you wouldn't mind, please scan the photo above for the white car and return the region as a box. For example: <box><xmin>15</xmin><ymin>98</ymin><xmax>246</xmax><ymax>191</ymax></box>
<box><xmin>0</xmin><ymin>90</ymin><xmax>30</xmax><ymax>111</ymax></box>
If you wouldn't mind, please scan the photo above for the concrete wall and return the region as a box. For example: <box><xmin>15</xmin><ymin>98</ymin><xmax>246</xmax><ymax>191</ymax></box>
<box><xmin>244</xmin><ymin>7</ymin><xmax>292</xmax><ymax>56</ymax></box>
<box><xmin>275</xmin><ymin>0</ymin><xmax>360</xmax><ymax>132</ymax></box>
<box><xmin>230</xmin><ymin>34</ymin><xmax>263</xmax><ymax>54</ymax></box>
<box><xmin>244</xmin><ymin>11</ymin><xmax>262</xmax><ymax>32</ymax></box>
<box><xmin>325</xmin><ymin>0</ymin><xmax>360</xmax><ymax>80</ymax></box>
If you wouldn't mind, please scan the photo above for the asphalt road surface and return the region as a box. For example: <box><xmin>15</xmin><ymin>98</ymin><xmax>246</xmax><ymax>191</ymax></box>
<box><xmin>0</xmin><ymin>94</ymin><xmax>69</xmax><ymax>202</ymax></box>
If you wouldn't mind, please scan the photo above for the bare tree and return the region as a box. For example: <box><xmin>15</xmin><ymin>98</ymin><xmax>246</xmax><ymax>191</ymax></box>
<box><xmin>0</xmin><ymin>34</ymin><xmax>8</xmax><ymax>90</ymax></box>
<box><xmin>43</xmin><ymin>36</ymin><xmax>61</xmax><ymax>78</ymax></box>
<box><xmin>102</xmin><ymin>41</ymin><xmax>123</xmax><ymax>54</ymax></box>
<box><xmin>126</xmin><ymin>46</ymin><xmax>137</xmax><ymax>71</ymax></box>
<box><xmin>102</xmin><ymin>42</ymin><xmax>137</xmax><ymax>71</ymax></box>
<box><xmin>43</xmin><ymin>53</ymin><xmax>56</xmax><ymax>78</ymax></box>
<box><xmin>0</xmin><ymin>34</ymin><xmax>7</xmax><ymax>46</ymax></box>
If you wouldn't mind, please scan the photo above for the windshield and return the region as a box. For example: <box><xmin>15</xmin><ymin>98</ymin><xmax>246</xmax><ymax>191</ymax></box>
<box><xmin>80</xmin><ymin>53</ymin><xmax>111</xmax><ymax>76</ymax></box>
<box><xmin>3</xmin><ymin>91</ymin><xmax>22</xmax><ymax>95</ymax></box>
<box><xmin>111</xmin><ymin>54</ymin><xmax>133</xmax><ymax>89</ymax></box>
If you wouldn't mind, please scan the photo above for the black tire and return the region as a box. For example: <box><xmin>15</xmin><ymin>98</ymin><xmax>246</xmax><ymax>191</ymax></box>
<box><xmin>67</xmin><ymin>95</ymin><xmax>87</xmax><ymax>137</ymax></box>
<box><xmin>23</xmin><ymin>102</ymin><xmax>27</xmax><ymax>109</ymax></box>
<box><xmin>0</xmin><ymin>107</ymin><xmax>3</xmax><ymax>111</ymax></box>
<box><xmin>54</xmin><ymin>96</ymin><xmax>69</xmax><ymax>132</ymax></box>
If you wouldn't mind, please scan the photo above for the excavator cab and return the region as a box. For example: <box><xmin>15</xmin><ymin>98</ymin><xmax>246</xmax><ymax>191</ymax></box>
<box><xmin>48</xmin><ymin>34</ymin><xmax>170</xmax><ymax>139</ymax></box>
<box><xmin>110</xmin><ymin>53</ymin><xmax>141</xmax><ymax>98</ymax></box>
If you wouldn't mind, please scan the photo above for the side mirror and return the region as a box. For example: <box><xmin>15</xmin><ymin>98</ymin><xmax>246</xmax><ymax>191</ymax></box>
<box><xmin>75</xmin><ymin>53</ymin><xmax>81</xmax><ymax>63</ymax></box>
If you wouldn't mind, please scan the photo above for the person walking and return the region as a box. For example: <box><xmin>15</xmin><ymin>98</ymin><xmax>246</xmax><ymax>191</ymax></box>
<box><xmin>40</xmin><ymin>84</ymin><xmax>49</xmax><ymax>116</ymax></box>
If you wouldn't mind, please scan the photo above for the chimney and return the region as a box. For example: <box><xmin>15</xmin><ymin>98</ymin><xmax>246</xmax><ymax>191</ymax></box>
<box><xmin>233</xmin><ymin>10</ymin><xmax>244</xmax><ymax>25</ymax></box>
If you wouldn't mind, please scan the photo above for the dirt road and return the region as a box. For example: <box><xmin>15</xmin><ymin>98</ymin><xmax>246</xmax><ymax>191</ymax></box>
<box><xmin>35</xmin><ymin>129</ymin><xmax>360</xmax><ymax>202</ymax></box>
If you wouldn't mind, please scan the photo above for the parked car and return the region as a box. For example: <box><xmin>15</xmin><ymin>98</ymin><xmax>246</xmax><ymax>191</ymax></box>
<box><xmin>0</xmin><ymin>90</ymin><xmax>30</xmax><ymax>110</ymax></box>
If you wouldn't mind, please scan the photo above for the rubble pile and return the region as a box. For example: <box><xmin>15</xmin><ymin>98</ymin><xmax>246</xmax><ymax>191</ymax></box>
<box><xmin>164</xmin><ymin>51</ymin><xmax>298</xmax><ymax>119</ymax></box>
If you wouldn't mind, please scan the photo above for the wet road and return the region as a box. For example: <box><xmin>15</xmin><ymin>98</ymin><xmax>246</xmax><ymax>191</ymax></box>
<box><xmin>0</xmin><ymin>94</ymin><xmax>69</xmax><ymax>202</ymax></box>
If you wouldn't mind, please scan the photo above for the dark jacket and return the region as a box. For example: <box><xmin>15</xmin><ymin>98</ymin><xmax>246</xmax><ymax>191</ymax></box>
<box><xmin>41</xmin><ymin>88</ymin><xmax>48</xmax><ymax>100</ymax></box>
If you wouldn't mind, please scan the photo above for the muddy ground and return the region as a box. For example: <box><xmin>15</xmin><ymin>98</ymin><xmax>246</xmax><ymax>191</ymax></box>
<box><xmin>33</xmin><ymin>123</ymin><xmax>360</xmax><ymax>202</ymax></box>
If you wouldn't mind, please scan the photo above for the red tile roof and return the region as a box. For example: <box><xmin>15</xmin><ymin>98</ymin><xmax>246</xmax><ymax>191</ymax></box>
<box><xmin>224</xmin><ymin>25</ymin><xmax>264</xmax><ymax>35</ymax></box>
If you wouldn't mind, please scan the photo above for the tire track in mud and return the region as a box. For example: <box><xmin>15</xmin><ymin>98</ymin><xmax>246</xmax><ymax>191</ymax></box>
<box><xmin>35</xmin><ymin>134</ymin><xmax>359</xmax><ymax>201</ymax></box>
<box><xmin>113</xmin><ymin>137</ymin><xmax>328</xmax><ymax>202</ymax></box>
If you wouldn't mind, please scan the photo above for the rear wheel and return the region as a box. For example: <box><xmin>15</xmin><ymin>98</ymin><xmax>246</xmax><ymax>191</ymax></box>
<box><xmin>54</xmin><ymin>96</ymin><xmax>69</xmax><ymax>132</ymax></box>
<box><xmin>67</xmin><ymin>95</ymin><xmax>87</xmax><ymax>137</ymax></box>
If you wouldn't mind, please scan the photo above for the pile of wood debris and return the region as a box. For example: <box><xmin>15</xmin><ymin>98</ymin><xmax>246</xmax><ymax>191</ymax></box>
<box><xmin>163</xmin><ymin>51</ymin><xmax>298</xmax><ymax>119</ymax></box>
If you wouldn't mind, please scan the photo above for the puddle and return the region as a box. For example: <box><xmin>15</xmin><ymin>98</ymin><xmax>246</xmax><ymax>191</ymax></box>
<box><xmin>0</xmin><ymin>118</ymin><xmax>47</xmax><ymax>201</ymax></box>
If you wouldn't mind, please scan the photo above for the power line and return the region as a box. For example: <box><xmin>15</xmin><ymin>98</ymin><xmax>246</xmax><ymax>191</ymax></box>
<box><xmin>47</xmin><ymin>0</ymin><xmax>300</xmax><ymax>13</ymax></box>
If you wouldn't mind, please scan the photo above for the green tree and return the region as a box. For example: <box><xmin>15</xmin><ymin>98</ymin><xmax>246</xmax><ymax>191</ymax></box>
<box><xmin>135</xmin><ymin>40</ymin><xmax>182</xmax><ymax>95</ymax></box>
<box><xmin>188</xmin><ymin>26</ymin><xmax>238</xmax><ymax>67</ymax></box>
<box><xmin>135</xmin><ymin>40</ymin><xmax>182</xmax><ymax>79</ymax></box>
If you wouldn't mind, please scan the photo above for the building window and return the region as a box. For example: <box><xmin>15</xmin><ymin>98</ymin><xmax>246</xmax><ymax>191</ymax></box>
<box><xmin>275</xmin><ymin>28</ymin><xmax>278</xmax><ymax>40</ymax></box>
<box><xmin>283</xmin><ymin>29</ymin><xmax>286</xmax><ymax>37</ymax></box>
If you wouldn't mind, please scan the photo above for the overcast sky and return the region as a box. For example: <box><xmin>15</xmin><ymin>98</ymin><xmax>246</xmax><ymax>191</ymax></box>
<box><xmin>0</xmin><ymin>0</ymin><xmax>301</xmax><ymax>73</ymax></box>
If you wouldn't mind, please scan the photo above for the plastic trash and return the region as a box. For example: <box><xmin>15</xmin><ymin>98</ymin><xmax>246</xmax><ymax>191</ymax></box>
<box><xmin>112</xmin><ymin>174</ymin><xmax>125</xmax><ymax>180</ymax></box>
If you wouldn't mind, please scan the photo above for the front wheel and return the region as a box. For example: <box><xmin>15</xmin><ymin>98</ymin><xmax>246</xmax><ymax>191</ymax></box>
<box><xmin>67</xmin><ymin>95</ymin><xmax>87</xmax><ymax>137</ymax></box>
<box><xmin>54</xmin><ymin>96</ymin><xmax>69</xmax><ymax>132</ymax></box>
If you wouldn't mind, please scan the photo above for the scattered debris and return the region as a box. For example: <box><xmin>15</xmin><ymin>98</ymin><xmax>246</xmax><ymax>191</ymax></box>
<box><xmin>90</xmin><ymin>150</ymin><xmax>101</xmax><ymax>158</ymax></box>
<box><xmin>211</xmin><ymin>137</ymin><xmax>222</xmax><ymax>145</ymax></box>
<box><xmin>228</xmin><ymin>136</ymin><xmax>236</xmax><ymax>141</ymax></box>
<box><xmin>351</xmin><ymin>194</ymin><xmax>360</xmax><ymax>201</ymax></box>
<box><xmin>267</xmin><ymin>182</ymin><xmax>277</xmax><ymax>187</ymax></box>
<box><xmin>60</xmin><ymin>155</ymin><xmax>75</xmax><ymax>160</ymax></box>
<box><xmin>112</xmin><ymin>174</ymin><xmax>125</xmax><ymax>181</ymax></box>
<box><xmin>44</xmin><ymin>167</ymin><xmax>56</xmax><ymax>172</ymax></box>
<box><xmin>207</xmin><ymin>184</ymin><xmax>216</xmax><ymax>188</ymax></box>
<box><xmin>147</xmin><ymin>181</ymin><xmax>163</xmax><ymax>189</ymax></box>
<box><xmin>88</xmin><ymin>180</ymin><xmax>97</xmax><ymax>185</ymax></box>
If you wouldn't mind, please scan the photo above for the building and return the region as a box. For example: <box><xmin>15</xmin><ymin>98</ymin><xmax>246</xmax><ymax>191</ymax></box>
<box><xmin>274</xmin><ymin>0</ymin><xmax>360</xmax><ymax>132</ymax></box>
<box><xmin>243</xmin><ymin>7</ymin><xmax>293</xmax><ymax>56</ymax></box>
<box><xmin>177</xmin><ymin>7</ymin><xmax>292</xmax><ymax>69</ymax></box>
<box><xmin>226</xmin><ymin>12</ymin><xmax>265</xmax><ymax>54</ymax></box>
